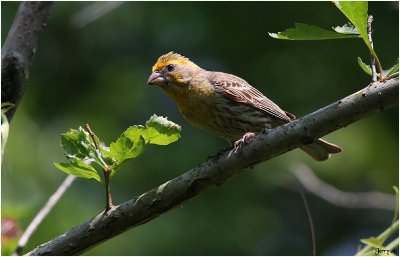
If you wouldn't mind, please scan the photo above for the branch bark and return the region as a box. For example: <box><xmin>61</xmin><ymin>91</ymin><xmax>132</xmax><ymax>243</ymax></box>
<box><xmin>1</xmin><ymin>1</ymin><xmax>53</xmax><ymax>121</ymax></box>
<box><xmin>25</xmin><ymin>78</ymin><xmax>398</xmax><ymax>256</ymax></box>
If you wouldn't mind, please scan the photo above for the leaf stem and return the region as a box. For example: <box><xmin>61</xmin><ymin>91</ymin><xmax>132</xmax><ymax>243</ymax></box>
<box><xmin>84</xmin><ymin>124</ymin><xmax>113</xmax><ymax>211</ymax></box>
<box><xmin>84</xmin><ymin>124</ymin><xmax>99</xmax><ymax>149</ymax></box>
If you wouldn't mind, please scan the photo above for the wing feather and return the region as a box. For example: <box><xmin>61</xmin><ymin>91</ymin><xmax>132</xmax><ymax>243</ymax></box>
<box><xmin>208</xmin><ymin>72</ymin><xmax>293</xmax><ymax>122</ymax></box>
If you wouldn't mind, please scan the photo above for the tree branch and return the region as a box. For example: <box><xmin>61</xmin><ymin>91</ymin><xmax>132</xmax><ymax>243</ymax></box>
<box><xmin>13</xmin><ymin>175</ymin><xmax>76</xmax><ymax>256</ymax></box>
<box><xmin>1</xmin><ymin>1</ymin><xmax>53</xmax><ymax>121</ymax></box>
<box><xmin>25</xmin><ymin>78</ymin><xmax>398</xmax><ymax>256</ymax></box>
<box><xmin>290</xmin><ymin>163</ymin><xmax>396</xmax><ymax>210</ymax></box>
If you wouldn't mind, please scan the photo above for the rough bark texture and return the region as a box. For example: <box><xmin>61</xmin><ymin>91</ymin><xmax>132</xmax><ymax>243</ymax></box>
<box><xmin>25</xmin><ymin>78</ymin><xmax>398</xmax><ymax>256</ymax></box>
<box><xmin>1</xmin><ymin>1</ymin><xmax>53</xmax><ymax>120</ymax></box>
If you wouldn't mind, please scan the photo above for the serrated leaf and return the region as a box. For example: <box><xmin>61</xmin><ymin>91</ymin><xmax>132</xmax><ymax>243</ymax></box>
<box><xmin>333</xmin><ymin>1</ymin><xmax>381</xmax><ymax>71</ymax></box>
<box><xmin>60</xmin><ymin>127</ymin><xmax>92</xmax><ymax>158</ymax></box>
<box><xmin>268</xmin><ymin>23</ymin><xmax>360</xmax><ymax>40</ymax></box>
<box><xmin>109</xmin><ymin>133</ymin><xmax>146</xmax><ymax>166</ymax></box>
<box><xmin>143</xmin><ymin>114</ymin><xmax>181</xmax><ymax>145</ymax></box>
<box><xmin>54</xmin><ymin>158</ymin><xmax>102</xmax><ymax>182</ymax></box>
<box><xmin>333</xmin><ymin>23</ymin><xmax>359</xmax><ymax>34</ymax></box>
<box><xmin>360</xmin><ymin>237</ymin><xmax>383</xmax><ymax>248</ymax></box>
<box><xmin>357</xmin><ymin>57</ymin><xmax>372</xmax><ymax>76</ymax></box>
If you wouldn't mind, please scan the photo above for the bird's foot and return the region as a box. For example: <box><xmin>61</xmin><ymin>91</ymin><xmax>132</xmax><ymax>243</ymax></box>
<box><xmin>233</xmin><ymin>132</ymin><xmax>256</xmax><ymax>153</ymax></box>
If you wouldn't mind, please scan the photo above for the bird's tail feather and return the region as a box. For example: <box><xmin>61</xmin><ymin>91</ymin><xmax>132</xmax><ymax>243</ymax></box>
<box><xmin>300</xmin><ymin>138</ymin><xmax>342</xmax><ymax>161</ymax></box>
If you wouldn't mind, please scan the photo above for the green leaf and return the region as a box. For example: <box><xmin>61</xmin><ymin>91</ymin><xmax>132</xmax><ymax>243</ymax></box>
<box><xmin>333</xmin><ymin>1</ymin><xmax>381</xmax><ymax>71</ymax></box>
<box><xmin>360</xmin><ymin>237</ymin><xmax>383</xmax><ymax>248</ymax></box>
<box><xmin>54</xmin><ymin>158</ymin><xmax>102</xmax><ymax>182</ymax></box>
<box><xmin>358</xmin><ymin>57</ymin><xmax>399</xmax><ymax>78</ymax></box>
<box><xmin>60</xmin><ymin>127</ymin><xmax>92</xmax><ymax>159</ymax></box>
<box><xmin>333</xmin><ymin>23</ymin><xmax>359</xmax><ymax>34</ymax></box>
<box><xmin>109</xmin><ymin>133</ymin><xmax>146</xmax><ymax>169</ymax></box>
<box><xmin>386</xmin><ymin>61</ymin><xmax>399</xmax><ymax>77</ymax></box>
<box><xmin>358</xmin><ymin>57</ymin><xmax>372</xmax><ymax>76</ymax></box>
<box><xmin>268</xmin><ymin>23</ymin><xmax>360</xmax><ymax>40</ymax></box>
<box><xmin>142</xmin><ymin>114</ymin><xmax>181</xmax><ymax>145</ymax></box>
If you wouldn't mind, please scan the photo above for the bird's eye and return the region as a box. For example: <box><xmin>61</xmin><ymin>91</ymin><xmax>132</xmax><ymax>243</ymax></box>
<box><xmin>166</xmin><ymin>64</ymin><xmax>175</xmax><ymax>72</ymax></box>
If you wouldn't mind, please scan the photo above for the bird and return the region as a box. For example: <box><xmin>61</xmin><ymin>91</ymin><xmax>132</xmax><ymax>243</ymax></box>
<box><xmin>147</xmin><ymin>52</ymin><xmax>341</xmax><ymax>161</ymax></box>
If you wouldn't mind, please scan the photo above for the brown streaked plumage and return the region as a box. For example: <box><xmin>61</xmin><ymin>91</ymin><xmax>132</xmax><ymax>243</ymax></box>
<box><xmin>147</xmin><ymin>52</ymin><xmax>341</xmax><ymax>161</ymax></box>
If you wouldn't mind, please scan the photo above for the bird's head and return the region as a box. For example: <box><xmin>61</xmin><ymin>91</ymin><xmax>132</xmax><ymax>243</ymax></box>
<box><xmin>147</xmin><ymin>52</ymin><xmax>201</xmax><ymax>88</ymax></box>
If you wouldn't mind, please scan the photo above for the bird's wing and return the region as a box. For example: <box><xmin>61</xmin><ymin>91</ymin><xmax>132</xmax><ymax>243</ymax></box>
<box><xmin>209</xmin><ymin>72</ymin><xmax>294</xmax><ymax>122</ymax></box>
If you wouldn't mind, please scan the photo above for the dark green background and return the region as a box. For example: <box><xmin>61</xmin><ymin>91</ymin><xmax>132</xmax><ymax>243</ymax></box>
<box><xmin>2</xmin><ymin>1</ymin><xmax>398</xmax><ymax>255</ymax></box>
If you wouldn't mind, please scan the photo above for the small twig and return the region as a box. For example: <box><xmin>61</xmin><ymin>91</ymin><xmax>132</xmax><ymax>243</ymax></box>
<box><xmin>84</xmin><ymin>124</ymin><xmax>99</xmax><ymax>150</ymax></box>
<box><xmin>288</xmin><ymin>165</ymin><xmax>316</xmax><ymax>255</ymax></box>
<box><xmin>367</xmin><ymin>15</ymin><xmax>384</xmax><ymax>80</ymax></box>
<box><xmin>13</xmin><ymin>175</ymin><xmax>76</xmax><ymax>256</ymax></box>
<box><xmin>367</xmin><ymin>15</ymin><xmax>377</xmax><ymax>82</ymax></box>
<box><xmin>299</xmin><ymin>190</ymin><xmax>316</xmax><ymax>256</ymax></box>
<box><xmin>290</xmin><ymin>163</ymin><xmax>396</xmax><ymax>210</ymax></box>
<box><xmin>84</xmin><ymin>124</ymin><xmax>113</xmax><ymax>211</ymax></box>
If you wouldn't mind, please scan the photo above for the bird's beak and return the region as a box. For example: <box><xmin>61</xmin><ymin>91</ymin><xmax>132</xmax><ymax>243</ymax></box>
<box><xmin>147</xmin><ymin>72</ymin><xmax>166</xmax><ymax>86</ymax></box>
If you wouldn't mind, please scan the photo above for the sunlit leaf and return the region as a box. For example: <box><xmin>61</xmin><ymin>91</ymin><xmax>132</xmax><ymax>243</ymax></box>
<box><xmin>109</xmin><ymin>134</ymin><xmax>145</xmax><ymax>170</ymax></box>
<box><xmin>360</xmin><ymin>237</ymin><xmax>383</xmax><ymax>248</ymax></box>
<box><xmin>269</xmin><ymin>23</ymin><xmax>360</xmax><ymax>40</ymax></box>
<box><xmin>142</xmin><ymin>114</ymin><xmax>181</xmax><ymax>145</ymax></box>
<box><xmin>54</xmin><ymin>158</ymin><xmax>102</xmax><ymax>182</ymax></box>
<box><xmin>56</xmin><ymin>115</ymin><xmax>181</xmax><ymax>179</ymax></box>
<box><xmin>333</xmin><ymin>23</ymin><xmax>359</xmax><ymax>34</ymax></box>
<box><xmin>60</xmin><ymin>127</ymin><xmax>92</xmax><ymax>159</ymax></box>
<box><xmin>333</xmin><ymin>1</ymin><xmax>381</xmax><ymax>71</ymax></box>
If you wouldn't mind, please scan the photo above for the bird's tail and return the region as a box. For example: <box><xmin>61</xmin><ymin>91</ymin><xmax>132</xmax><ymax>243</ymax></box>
<box><xmin>300</xmin><ymin>138</ymin><xmax>342</xmax><ymax>161</ymax></box>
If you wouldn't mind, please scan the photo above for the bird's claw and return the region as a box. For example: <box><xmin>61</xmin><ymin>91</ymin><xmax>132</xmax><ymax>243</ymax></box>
<box><xmin>233</xmin><ymin>132</ymin><xmax>256</xmax><ymax>153</ymax></box>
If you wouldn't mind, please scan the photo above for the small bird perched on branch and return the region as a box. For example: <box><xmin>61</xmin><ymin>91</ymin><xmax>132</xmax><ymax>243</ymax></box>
<box><xmin>147</xmin><ymin>52</ymin><xmax>341</xmax><ymax>161</ymax></box>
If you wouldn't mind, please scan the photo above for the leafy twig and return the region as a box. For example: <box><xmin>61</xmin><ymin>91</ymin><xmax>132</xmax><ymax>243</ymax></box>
<box><xmin>84</xmin><ymin>124</ymin><xmax>113</xmax><ymax>211</ymax></box>
<box><xmin>356</xmin><ymin>220</ymin><xmax>399</xmax><ymax>256</ymax></box>
<box><xmin>13</xmin><ymin>175</ymin><xmax>76</xmax><ymax>256</ymax></box>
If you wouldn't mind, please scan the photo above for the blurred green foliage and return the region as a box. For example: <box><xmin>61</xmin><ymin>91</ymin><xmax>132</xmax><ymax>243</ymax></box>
<box><xmin>1</xmin><ymin>2</ymin><xmax>398</xmax><ymax>255</ymax></box>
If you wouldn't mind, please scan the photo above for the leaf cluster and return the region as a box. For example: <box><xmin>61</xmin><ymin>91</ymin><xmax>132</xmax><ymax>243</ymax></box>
<box><xmin>269</xmin><ymin>1</ymin><xmax>398</xmax><ymax>79</ymax></box>
<box><xmin>54</xmin><ymin>114</ymin><xmax>181</xmax><ymax>184</ymax></box>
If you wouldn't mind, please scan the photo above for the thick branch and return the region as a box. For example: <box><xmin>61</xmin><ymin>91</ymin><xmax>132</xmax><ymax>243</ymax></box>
<box><xmin>26</xmin><ymin>78</ymin><xmax>398</xmax><ymax>256</ymax></box>
<box><xmin>1</xmin><ymin>1</ymin><xmax>53</xmax><ymax>120</ymax></box>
